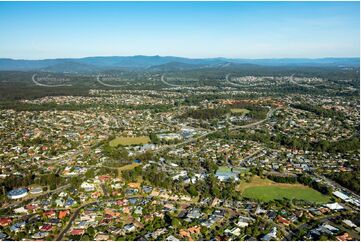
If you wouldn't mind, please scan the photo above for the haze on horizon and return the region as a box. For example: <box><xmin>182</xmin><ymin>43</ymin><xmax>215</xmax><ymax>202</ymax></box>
<box><xmin>0</xmin><ymin>1</ymin><xmax>359</xmax><ymax>60</ymax></box>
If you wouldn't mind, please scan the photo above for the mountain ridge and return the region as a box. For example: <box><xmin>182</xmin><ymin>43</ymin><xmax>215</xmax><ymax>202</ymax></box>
<box><xmin>0</xmin><ymin>56</ymin><xmax>359</xmax><ymax>73</ymax></box>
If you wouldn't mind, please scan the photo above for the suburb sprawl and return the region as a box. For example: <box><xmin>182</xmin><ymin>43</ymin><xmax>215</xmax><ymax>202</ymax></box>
<box><xmin>0</xmin><ymin>65</ymin><xmax>359</xmax><ymax>241</ymax></box>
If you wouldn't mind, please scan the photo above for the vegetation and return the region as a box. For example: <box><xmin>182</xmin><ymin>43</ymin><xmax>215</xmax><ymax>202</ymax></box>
<box><xmin>242</xmin><ymin>186</ymin><xmax>329</xmax><ymax>203</ymax></box>
<box><xmin>228</xmin><ymin>103</ymin><xmax>268</xmax><ymax>120</ymax></box>
<box><xmin>182</xmin><ymin>108</ymin><xmax>229</xmax><ymax>120</ymax></box>
<box><xmin>209</xmin><ymin>128</ymin><xmax>359</xmax><ymax>154</ymax></box>
<box><xmin>103</xmin><ymin>144</ymin><xmax>129</xmax><ymax>160</ymax></box>
<box><xmin>238</xmin><ymin>176</ymin><xmax>329</xmax><ymax>203</ymax></box>
<box><xmin>328</xmin><ymin>171</ymin><xmax>360</xmax><ymax>193</ymax></box>
<box><xmin>109</xmin><ymin>136</ymin><xmax>151</xmax><ymax>147</ymax></box>
<box><xmin>291</xmin><ymin>103</ymin><xmax>346</xmax><ymax>121</ymax></box>
<box><xmin>230</xmin><ymin>108</ymin><xmax>250</xmax><ymax>114</ymax></box>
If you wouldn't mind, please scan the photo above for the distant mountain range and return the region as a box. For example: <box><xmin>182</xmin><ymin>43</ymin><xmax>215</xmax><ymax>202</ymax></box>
<box><xmin>0</xmin><ymin>56</ymin><xmax>359</xmax><ymax>73</ymax></box>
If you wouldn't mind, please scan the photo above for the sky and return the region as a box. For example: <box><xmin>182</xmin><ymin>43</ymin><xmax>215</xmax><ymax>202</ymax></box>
<box><xmin>0</xmin><ymin>1</ymin><xmax>359</xmax><ymax>59</ymax></box>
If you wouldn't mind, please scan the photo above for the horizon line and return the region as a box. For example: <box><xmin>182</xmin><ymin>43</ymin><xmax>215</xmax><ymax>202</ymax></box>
<box><xmin>1</xmin><ymin>55</ymin><xmax>360</xmax><ymax>61</ymax></box>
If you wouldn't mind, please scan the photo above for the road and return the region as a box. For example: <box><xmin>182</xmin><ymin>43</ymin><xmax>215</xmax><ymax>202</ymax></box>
<box><xmin>84</xmin><ymin>107</ymin><xmax>277</xmax><ymax>172</ymax></box>
<box><xmin>31</xmin><ymin>74</ymin><xmax>72</xmax><ymax>87</ymax></box>
<box><xmin>55</xmin><ymin>193</ymin><xmax>248</xmax><ymax>241</ymax></box>
<box><xmin>160</xmin><ymin>74</ymin><xmax>183</xmax><ymax>87</ymax></box>
<box><xmin>225</xmin><ymin>73</ymin><xmax>243</xmax><ymax>87</ymax></box>
<box><xmin>54</xmin><ymin>106</ymin><xmax>277</xmax><ymax>239</ymax></box>
<box><xmin>55</xmin><ymin>201</ymin><xmax>98</xmax><ymax>241</ymax></box>
<box><xmin>96</xmin><ymin>74</ymin><xmax>126</xmax><ymax>88</ymax></box>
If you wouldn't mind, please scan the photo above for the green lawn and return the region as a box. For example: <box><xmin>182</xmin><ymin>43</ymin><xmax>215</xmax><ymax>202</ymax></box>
<box><xmin>109</xmin><ymin>136</ymin><xmax>150</xmax><ymax>147</ymax></box>
<box><xmin>217</xmin><ymin>166</ymin><xmax>232</xmax><ymax>172</ymax></box>
<box><xmin>230</xmin><ymin>108</ymin><xmax>250</xmax><ymax>114</ymax></box>
<box><xmin>243</xmin><ymin>185</ymin><xmax>330</xmax><ymax>203</ymax></box>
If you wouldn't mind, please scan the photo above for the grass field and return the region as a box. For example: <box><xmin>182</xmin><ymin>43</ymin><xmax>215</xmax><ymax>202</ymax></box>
<box><xmin>217</xmin><ymin>166</ymin><xmax>232</xmax><ymax>172</ymax></box>
<box><xmin>110</xmin><ymin>136</ymin><xmax>150</xmax><ymax>147</ymax></box>
<box><xmin>230</xmin><ymin>108</ymin><xmax>250</xmax><ymax>114</ymax></box>
<box><xmin>118</xmin><ymin>163</ymin><xmax>140</xmax><ymax>172</ymax></box>
<box><xmin>237</xmin><ymin>176</ymin><xmax>329</xmax><ymax>203</ymax></box>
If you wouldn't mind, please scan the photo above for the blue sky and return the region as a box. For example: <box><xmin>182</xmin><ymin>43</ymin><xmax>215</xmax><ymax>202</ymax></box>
<box><xmin>0</xmin><ymin>1</ymin><xmax>359</xmax><ymax>59</ymax></box>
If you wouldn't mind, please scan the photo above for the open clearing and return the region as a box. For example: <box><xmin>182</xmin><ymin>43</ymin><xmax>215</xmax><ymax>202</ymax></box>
<box><xmin>230</xmin><ymin>108</ymin><xmax>250</xmax><ymax>114</ymax></box>
<box><xmin>118</xmin><ymin>163</ymin><xmax>140</xmax><ymax>172</ymax></box>
<box><xmin>237</xmin><ymin>176</ymin><xmax>329</xmax><ymax>203</ymax></box>
<box><xmin>110</xmin><ymin>136</ymin><xmax>150</xmax><ymax>147</ymax></box>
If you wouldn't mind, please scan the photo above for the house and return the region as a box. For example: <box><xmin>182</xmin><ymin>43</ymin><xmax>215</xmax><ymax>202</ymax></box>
<box><xmin>333</xmin><ymin>191</ymin><xmax>351</xmax><ymax>203</ymax></box>
<box><xmin>342</xmin><ymin>220</ymin><xmax>357</xmax><ymax>228</ymax></box>
<box><xmin>71</xmin><ymin>229</ymin><xmax>85</xmax><ymax>236</ymax></box>
<box><xmin>25</xmin><ymin>204</ymin><xmax>38</xmax><ymax>212</ymax></box>
<box><xmin>276</xmin><ymin>215</ymin><xmax>291</xmax><ymax>226</ymax></box>
<box><xmin>65</xmin><ymin>197</ymin><xmax>77</xmax><ymax>207</ymax></box>
<box><xmin>236</xmin><ymin>216</ymin><xmax>255</xmax><ymax>228</ymax></box>
<box><xmin>128</xmin><ymin>182</ymin><xmax>141</xmax><ymax>189</ymax></box>
<box><xmin>150</xmin><ymin>228</ymin><xmax>167</xmax><ymax>239</ymax></box>
<box><xmin>0</xmin><ymin>218</ymin><xmax>12</xmax><ymax>227</ymax></box>
<box><xmin>59</xmin><ymin>210</ymin><xmax>69</xmax><ymax>219</ymax></box>
<box><xmin>134</xmin><ymin>206</ymin><xmax>143</xmax><ymax>215</ymax></box>
<box><xmin>166</xmin><ymin>235</ymin><xmax>180</xmax><ymax>241</ymax></box>
<box><xmin>55</xmin><ymin>198</ymin><xmax>64</xmax><ymax>207</ymax></box>
<box><xmin>48</xmin><ymin>218</ymin><xmax>60</xmax><ymax>225</ymax></box>
<box><xmin>39</xmin><ymin>224</ymin><xmax>53</xmax><ymax>232</ymax></box>
<box><xmin>81</xmin><ymin>182</ymin><xmax>95</xmax><ymax>192</ymax></box>
<box><xmin>179</xmin><ymin>230</ymin><xmax>191</xmax><ymax>239</ymax></box>
<box><xmin>14</xmin><ymin>207</ymin><xmax>28</xmax><ymax>214</ymax></box>
<box><xmin>44</xmin><ymin>210</ymin><xmax>56</xmax><ymax>218</ymax></box>
<box><xmin>0</xmin><ymin>232</ymin><xmax>7</xmax><ymax>240</ymax></box>
<box><xmin>215</xmin><ymin>167</ymin><xmax>240</xmax><ymax>182</ymax></box>
<box><xmin>10</xmin><ymin>221</ymin><xmax>26</xmax><ymax>233</ymax></box>
<box><xmin>188</xmin><ymin>226</ymin><xmax>200</xmax><ymax>234</ymax></box>
<box><xmin>312</xmin><ymin>223</ymin><xmax>340</xmax><ymax>236</ymax></box>
<box><xmin>225</xmin><ymin>227</ymin><xmax>241</xmax><ymax>236</ymax></box>
<box><xmin>94</xmin><ymin>233</ymin><xmax>110</xmax><ymax>241</ymax></box>
<box><xmin>325</xmin><ymin>202</ymin><xmax>344</xmax><ymax>211</ymax></box>
<box><xmin>104</xmin><ymin>208</ymin><xmax>121</xmax><ymax>218</ymax></box>
<box><xmin>124</xmin><ymin>223</ymin><xmax>136</xmax><ymax>233</ymax></box>
<box><xmin>255</xmin><ymin>206</ymin><xmax>267</xmax><ymax>215</ymax></box>
<box><xmin>336</xmin><ymin>232</ymin><xmax>353</xmax><ymax>241</ymax></box>
<box><xmin>186</xmin><ymin>208</ymin><xmax>203</xmax><ymax>219</ymax></box>
<box><xmin>76</xmin><ymin>221</ymin><xmax>89</xmax><ymax>229</ymax></box>
<box><xmin>261</xmin><ymin>227</ymin><xmax>277</xmax><ymax>241</ymax></box>
<box><xmin>32</xmin><ymin>231</ymin><xmax>49</xmax><ymax>239</ymax></box>
<box><xmin>142</xmin><ymin>185</ymin><xmax>153</xmax><ymax>193</ymax></box>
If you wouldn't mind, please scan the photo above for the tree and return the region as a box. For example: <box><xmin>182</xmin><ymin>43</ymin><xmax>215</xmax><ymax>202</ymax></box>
<box><xmin>171</xmin><ymin>217</ymin><xmax>182</xmax><ymax>228</ymax></box>
<box><xmin>187</xmin><ymin>185</ymin><xmax>198</xmax><ymax>197</ymax></box>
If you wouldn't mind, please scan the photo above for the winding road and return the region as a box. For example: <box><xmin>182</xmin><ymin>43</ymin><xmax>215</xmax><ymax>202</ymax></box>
<box><xmin>31</xmin><ymin>74</ymin><xmax>72</xmax><ymax>87</ymax></box>
<box><xmin>96</xmin><ymin>74</ymin><xmax>127</xmax><ymax>88</ymax></box>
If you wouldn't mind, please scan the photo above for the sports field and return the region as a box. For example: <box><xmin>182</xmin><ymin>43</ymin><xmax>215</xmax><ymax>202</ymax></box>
<box><xmin>230</xmin><ymin>108</ymin><xmax>250</xmax><ymax>114</ymax></box>
<box><xmin>109</xmin><ymin>136</ymin><xmax>150</xmax><ymax>147</ymax></box>
<box><xmin>237</xmin><ymin>176</ymin><xmax>329</xmax><ymax>203</ymax></box>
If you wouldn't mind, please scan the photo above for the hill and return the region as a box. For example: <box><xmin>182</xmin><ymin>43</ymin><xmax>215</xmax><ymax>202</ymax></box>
<box><xmin>0</xmin><ymin>56</ymin><xmax>358</xmax><ymax>73</ymax></box>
